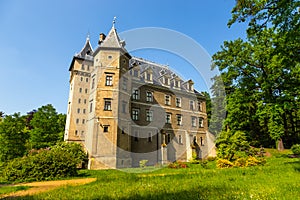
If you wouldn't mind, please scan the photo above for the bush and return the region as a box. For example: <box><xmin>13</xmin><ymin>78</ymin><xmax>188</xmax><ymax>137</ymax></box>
<box><xmin>168</xmin><ymin>161</ymin><xmax>187</xmax><ymax>169</ymax></box>
<box><xmin>217</xmin><ymin>156</ymin><xmax>265</xmax><ymax>168</ymax></box>
<box><xmin>291</xmin><ymin>144</ymin><xmax>300</xmax><ymax>155</ymax></box>
<box><xmin>2</xmin><ymin>142</ymin><xmax>86</xmax><ymax>182</ymax></box>
<box><xmin>217</xmin><ymin>159</ymin><xmax>234</xmax><ymax>168</ymax></box>
<box><xmin>139</xmin><ymin>160</ymin><xmax>148</xmax><ymax>168</ymax></box>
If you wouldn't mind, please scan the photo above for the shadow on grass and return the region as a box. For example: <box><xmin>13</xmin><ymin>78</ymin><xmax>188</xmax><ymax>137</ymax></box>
<box><xmin>284</xmin><ymin>159</ymin><xmax>300</xmax><ymax>172</ymax></box>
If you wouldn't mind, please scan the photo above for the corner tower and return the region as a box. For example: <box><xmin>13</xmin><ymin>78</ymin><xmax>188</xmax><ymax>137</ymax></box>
<box><xmin>85</xmin><ymin>23</ymin><xmax>132</xmax><ymax>169</ymax></box>
<box><xmin>65</xmin><ymin>36</ymin><xmax>94</xmax><ymax>143</ymax></box>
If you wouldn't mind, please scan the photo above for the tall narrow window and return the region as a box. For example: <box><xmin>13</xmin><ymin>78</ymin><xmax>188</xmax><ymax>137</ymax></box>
<box><xmin>200</xmin><ymin>137</ymin><xmax>204</xmax><ymax>146</ymax></box>
<box><xmin>199</xmin><ymin>117</ymin><xmax>204</xmax><ymax>128</ymax></box>
<box><xmin>82</xmin><ymin>119</ymin><xmax>85</xmax><ymax>124</ymax></box>
<box><xmin>132</xmin><ymin>109</ymin><xmax>139</xmax><ymax>121</ymax></box>
<box><xmin>148</xmin><ymin>132</ymin><xmax>152</xmax><ymax>142</ymax></box>
<box><xmin>78</xmin><ymin>98</ymin><xmax>81</xmax><ymax>104</ymax></box>
<box><xmin>79</xmin><ymin>88</ymin><xmax>82</xmax><ymax>93</ymax></box>
<box><xmin>165</xmin><ymin>113</ymin><xmax>171</xmax><ymax>124</ymax></box>
<box><xmin>132</xmin><ymin>89</ymin><xmax>139</xmax><ymax>100</ymax></box>
<box><xmin>198</xmin><ymin>101</ymin><xmax>203</xmax><ymax>111</ymax></box>
<box><xmin>91</xmin><ymin>78</ymin><xmax>95</xmax><ymax>89</ymax></box>
<box><xmin>86</xmin><ymin>78</ymin><xmax>89</xmax><ymax>82</ymax></box>
<box><xmin>178</xmin><ymin>135</ymin><xmax>183</xmax><ymax>144</ymax></box>
<box><xmin>84</xmin><ymin>99</ymin><xmax>87</xmax><ymax>104</ymax></box>
<box><xmin>85</xmin><ymin>88</ymin><xmax>88</xmax><ymax>94</ymax></box>
<box><xmin>176</xmin><ymin>114</ymin><xmax>182</xmax><ymax>126</ymax></box>
<box><xmin>146</xmin><ymin>110</ymin><xmax>153</xmax><ymax>122</ymax></box>
<box><xmin>105</xmin><ymin>75</ymin><xmax>113</xmax><ymax>86</ymax></box>
<box><xmin>104</xmin><ymin>99</ymin><xmax>112</xmax><ymax>111</ymax></box>
<box><xmin>81</xmin><ymin>64</ymin><xmax>85</xmax><ymax>70</ymax></box>
<box><xmin>83</xmin><ymin>109</ymin><xmax>86</xmax><ymax>114</ymax></box>
<box><xmin>122</xmin><ymin>78</ymin><xmax>127</xmax><ymax>91</ymax></box>
<box><xmin>165</xmin><ymin>95</ymin><xmax>171</xmax><ymax>105</ymax></box>
<box><xmin>166</xmin><ymin>133</ymin><xmax>171</xmax><ymax>143</ymax></box>
<box><xmin>146</xmin><ymin>91</ymin><xmax>153</xmax><ymax>102</ymax></box>
<box><xmin>121</xmin><ymin>101</ymin><xmax>126</xmax><ymax>113</ymax></box>
<box><xmin>176</xmin><ymin>97</ymin><xmax>181</xmax><ymax>107</ymax></box>
<box><xmin>90</xmin><ymin>102</ymin><xmax>93</xmax><ymax>113</ymax></box>
<box><xmin>76</xmin><ymin>118</ymin><xmax>79</xmax><ymax>124</ymax></box>
<box><xmin>77</xmin><ymin>108</ymin><xmax>80</xmax><ymax>114</ymax></box>
<box><xmin>191</xmin><ymin>116</ymin><xmax>197</xmax><ymax>127</ymax></box>
<box><xmin>133</xmin><ymin>70</ymin><xmax>139</xmax><ymax>77</ymax></box>
<box><xmin>190</xmin><ymin>100</ymin><xmax>194</xmax><ymax>110</ymax></box>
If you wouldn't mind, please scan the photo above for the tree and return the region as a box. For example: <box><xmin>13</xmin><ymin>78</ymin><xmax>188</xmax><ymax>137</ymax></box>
<box><xmin>0</xmin><ymin>113</ymin><xmax>29</xmax><ymax>162</ymax></box>
<box><xmin>29</xmin><ymin>104</ymin><xmax>65</xmax><ymax>149</ymax></box>
<box><xmin>212</xmin><ymin>0</ymin><xmax>299</xmax><ymax>148</ymax></box>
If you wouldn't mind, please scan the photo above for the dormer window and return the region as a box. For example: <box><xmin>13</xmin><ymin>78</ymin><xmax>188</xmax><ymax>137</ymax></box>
<box><xmin>133</xmin><ymin>69</ymin><xmax>139</xmax><ymax>77</ymax></box>
<box><xmin>164</xmin><ymin>77</ymin><xmax>170</xmax><ymax>85</ymax></box>
<box><xmin>174</xmin><ymin>80</ymin><xmax>180</xmax><ymax>88</ymax></box>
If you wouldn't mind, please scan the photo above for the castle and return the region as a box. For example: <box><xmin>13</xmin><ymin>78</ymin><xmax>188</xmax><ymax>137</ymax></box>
<box><xmin>64</xmin><ymin>22</ymin><xmax>215</xmax><ymax>169</ymax></box>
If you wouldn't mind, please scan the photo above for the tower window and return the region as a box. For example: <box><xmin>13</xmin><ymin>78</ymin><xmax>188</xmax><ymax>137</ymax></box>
<box><xmin>178</xmin><ymin>135</ymin><xmax>183</xmax><ymax>144</ymax></box>
<box><xmin>81</xmin><ymin>64</ymin><xmax>85</xmax><ymax>70</ymax></box>
<box><xmin>146</xmin><ymin>110</ymin><xmax>153</xmax><ymax>122</ymax></box>
<box><xmin>104</xmin><ymin>99</ymin><xmax>112</xmax><ymax>111</ymax></box>
<box><xmin>105</xmin><ymin>75</ymin><xmax>113</xmax><ymax>86</ymax></box>
<box><xmin>77</xmin><ymin>108</ymin><xmax>80</xmax><ymax>114</ymax></box>
<box><xmin>191</xmin><ymin>116</ymin><xmax>196</xmax><ymax>127</ymax></box>
<box><xmin>76</xmin><ymin>118</ymin><xmax>79</xmax><ymax>124</ymax></box>
<box><xmin>82</xmin><ymin>119</ymin><xmax>85</xmax><ymax>124</ymax></box>
<box><xmin>86</xmin><ymin>78</ymin><xmax>89</xmax><ymax>82</ymax></box>
<box><xmin>165</xmin><ymin>95</ymin><xmax>171</xmax><ymax>105</ymax></box>
<box><xmin>146</xmin><ymin>91</ymin><xmax>153</xmax><ymax>102</ymax></box>
<box><xmin>78</xmin><ymin>98</ymin><xmax>81</xmax><ymax>104</ymax></box>
<box><xmin>92</xmin><ymin>78</ymin><xmax>95</xmax><ymax>89</ymax></box>
<box><xmin>85</xmin><ymin>88</ymin><xmax>88</xmax><ymax>94</ymax></box>
<box><xmin>132</xmin><ymin>108</ymin><xmax>139</xmax><ymax>121</ymax></box>
<box><xmin>79</xmin><ymin>88</ymin><xmax>82</xmax><ymax>93</ymax></box>
<box><xmin>103</xmin><ymin>125</ymin><xmax>109</xmax><ymax>133</ymax></box>
<box><xmin>132</xmin><ymin>89</ymin><xmax>139</xmax><ymax>100</ymax></box>
<box><xmin>199</xmin><ymin>117</ymin><xmax>204</xmax><ymax>128</ymax></box>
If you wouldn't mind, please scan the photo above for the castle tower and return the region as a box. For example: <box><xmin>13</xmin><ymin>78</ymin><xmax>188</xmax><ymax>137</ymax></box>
<box><xmin>65</xmin><ymin>36</ymin><xmax>94</xmax><ymax>143</ymax></box>
<box><xmin>85</xmin><ymin>23</ymin><xmax>132</xmax><ymax>169</ymax></box>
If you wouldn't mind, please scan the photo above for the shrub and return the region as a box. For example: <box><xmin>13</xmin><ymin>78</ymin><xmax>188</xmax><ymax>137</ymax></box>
<box><xmin>246</xmin><ymin>156</ymin><xmax>265</xmax><ymax>166</ymax></box>
<box><xmin>168</xmin><ymin>161</ymin><xmax>187</xmax><ymax>169</ymax></box>
<box><xmin>139</xmin><ymin>160</ymin><xmax>148</xmax><ymax>168</ymax></box>
<box><xmin>217</xmin><ymin>159</ymin><xmax>234</xmax><ymax>168</ymax></box>
<box><xmin>291</xmin><ymin>144</ymin><xmax>300</xmax><ymax>155</ymax></box>
<box><xmin>233</xmin><ymin>157</ymin><xmax>247</xmax><ymax>167</ymax></box>
<box><xmin>2</xmin><ymin>142</ymin><xmax>86</xmax><ymax>182</ymax></box>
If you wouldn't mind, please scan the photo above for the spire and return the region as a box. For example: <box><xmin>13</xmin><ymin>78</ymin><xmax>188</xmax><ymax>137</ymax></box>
<box><xmin>112</xmin><ymin>16</ymin><xmax>116</xmax><ymax>28</ymax></box>
<box><xmin>75</xmin><ymin>35</ymin><xmax>94</xmax><ymax>59</ymax></box>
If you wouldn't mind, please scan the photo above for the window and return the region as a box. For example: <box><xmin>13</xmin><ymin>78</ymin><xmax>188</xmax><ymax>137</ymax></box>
<box><xmin>146</xmin><ymin>110</ymin><xmax>153</xmax><ymax>122</ymax></box>
<box><xmin>122</xmin><ymin>78</ymin><xmax>127</xmax><ymax>91</ymax></box>
<box><xmin>176</xmin><ymin>97</ymin><xmax>181</xmax><ymax>107</ymax></box>
<box><xmin>164</xmin><ymin>77</ymin><xmax>169</xmax><ymax>85</ymax></box>
<box><xmin>133</xmin><ymin>70</ymin><xmax>139</xmax><ymax>77</ymax></box>
<box><xmin>175</xmin><ymin>80</ymin><xmax>180</xmax><ymax>88</ymax></box>
<box><xmin>83</xmin><ymin>109</ymin><xmax>86</xmax><ymax>114</ymax></box>
<box><xmin>75</xmin><ymin>130</ymin><xmax>78</xmax><ymax>136</ymax></box>
<box><xmin>148</xmin><ymin>132</ymin><xmax>152</xmax><ymax>142</ymax></box>
<box><xmin>79</xmin><ymin>88</ymin><xmax>82</xmax><ymax>93</ymax></box>
<box><xmin>198</xmin><ymin>101</ymin><xmax>203</xmax><ymax>111</ymax></box>
<box><xmin>166</xmin><ymin>133</ymin><xmax>171</xmax><ymax>143</ymax></box>
<box><xmin>193</xmin><ymin>136</ymin><xmax>197</xmax><ymax>145</ymax></box>
<box><xmin>76</xmin><ymin>118</ymin><xmax>79</xmax><ymax>124</ymax></box>
<box><xmin>200</xmin><ymin>137</ymin><xmax>204</xmax><ymax>146</ymax></box>
<box><xmin>146</xmin><ymin>73</ymin><xmax>152</xmax><ymax>81</ymax></box>
<box><xmin>84</xmin><ymin>99</ymin><xmax>87</xmax><ymax>104</ymax></box>
<box><xmin>85</xmin><ymin>88</ymin><xmax>88</xmax><ymax>94</ymax></box>
<box><xmin>199</xmin><ymin>117</ymin><xmax>204</xmax><ymax>128</ymax></box>
<box><xmin>176</xmin><ymin>114</ymin><xmax>182</xmax><ymax>125</ymax></box>
<box><xmin>105</xmin><ymin>75</ymin><xmax>113</xmax><ymax>86</ymax></box>
<box><xmin>165</xmin><ymin>95</ymin><xmax>171</xmax><ymax>105</ymax></box>
<box><xmin>178</xmin><ymin>135</ymin><xmax>183</xmax><ymax>144</ymax></box>
<box><xmin>134</xmin><ymin>131</ymin><xmax>139</xmax><ymax>141</ymax></box>
<box><xmin>132</xmin><ymin>89</ymin><xmax>139</xmax><ymax>100</ymax></box>
<box><xmin>132</xmin><ymin>109</ymin><xmax>139</xmax><ymax>121</ymax></box>
<box><xmin>104</xmin><ymin>99</ymin><xmax>112</xmax><ymax>111</ymax></box>
<box><xmin>146</xmin><ymin>91</ymin><xmax>153</xmax><ymax>102</ymax></box>
<box><xmin>108</xmin><ymin>55</ymin><xmax>112</xmax><ymax>59</ymax></box>
<box><xmin>90</xmin><ymin>102</ymin><xmax>93</xmax><ymax>113</ymax></box>
<box><xmin>82</xmin><ymin>119</ymin><xmax>85</xmax><ymax>124</ymax></box>
<box><xmin>77</xmin><ymin>108</ymin><xmax>80</xmax><ymax>114</ymax></box>
<box><xmin>121</xmin><ymin>101</ymin><xmax>126</xmax><ymax>113</ymax></box>
<box><xmin>191</xmin><ymin>116</ymin><xmax>197</xmax><ymax>127</ymax></box>
<box><xmin>165</xmin><ymin>113</ymin><xmax>171</xmax><ymax>124</ymax></box>
<box><xmin>87</xmin><ymin>65</ymin><xmax>90</xmax><ymax>71</ymax></box>
<box><xmin>103</xmin><ymin>125</ymin><xmax>109</xmax><ymax>133</ymax></box>
<box><xmin>91</xmin><ymin>78</ymin><xmax>95</xmax><ymax>89</ymax></box>
<box><xmin>81</xmin><ymin>64</ymin><xmax>85</xmax><ymax>70</ymax></box>
<box><xmin>78</xmin><ymin>98</ymin><xmax>81</xmax><ymax>104</ymax></box>
<box><xmin>190</xmin><ymin>100</ymin><xmax>194</xmax><ymax>110</ymax></box>
<box><xmin>80</xmin><ymin>77</ymin><xmax>83</xmax><ymax>81</ymax></box>
<box><xmin>86</xmin><ymin>78</ymin><xmax>89</xmax><ymax>82</ymax></box>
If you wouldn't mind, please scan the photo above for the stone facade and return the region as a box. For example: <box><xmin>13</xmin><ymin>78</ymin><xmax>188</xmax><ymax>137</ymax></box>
<box><xmin>65</xmin><ymin>24</ymin><xmax>215</xmax><ymax>169</ymax></box>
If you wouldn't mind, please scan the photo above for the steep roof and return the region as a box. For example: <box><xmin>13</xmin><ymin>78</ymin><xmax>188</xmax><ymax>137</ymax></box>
<box><xmin>75</xmin><ymin>36</ymin><xmax>94</xmax><ymax>60</ymax></box>
<box><xmin>101</xmin><ymin>26</ymin><xmax>124</xmax><ymax>48</ymax></box>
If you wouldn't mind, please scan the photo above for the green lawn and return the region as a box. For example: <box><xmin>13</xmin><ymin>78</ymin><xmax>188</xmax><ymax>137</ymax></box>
<box><xmin>4</xmin><ymin>149</ymin><xmax>300</xmax><ymax>200</ymax></box>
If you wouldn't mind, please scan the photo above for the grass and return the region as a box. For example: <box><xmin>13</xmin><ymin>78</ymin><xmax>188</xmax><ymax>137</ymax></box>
<box><xmin>0</xmin><ymin>185</ymin><xmax>30</xmax><ymax>195</ymax></box>
<box><xmin>3</xmin><ymin>149</ymin><xmax>300</xmax><ymax>200</ymax></box>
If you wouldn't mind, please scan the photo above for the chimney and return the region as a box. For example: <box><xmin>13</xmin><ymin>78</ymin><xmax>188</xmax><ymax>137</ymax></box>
<box><xmin>98</xmin><ymin>33</ymin><xmax>106</xmax><ymax>45</ymax></box>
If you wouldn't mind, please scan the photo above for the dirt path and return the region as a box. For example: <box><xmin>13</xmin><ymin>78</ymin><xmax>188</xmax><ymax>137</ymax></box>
<box><xmin>1</xmin><ymin>178</ymin><xmax>97</xmax><ymax>199</ymax></box>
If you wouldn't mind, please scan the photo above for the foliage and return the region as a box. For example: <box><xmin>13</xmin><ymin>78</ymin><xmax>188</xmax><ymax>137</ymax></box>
<box><xmin>216</xmin><ymin>130</ymin><xmax>251</xmax><ymax>161</ymax></box>
<box><xmin>29</xmin><ymin>104</ymin><xmax>66</xmax><ymax>149</ymax></box>
<box><xmin>291</xmin><ymin>144</ymin><xmax>300</xmax><ymax>155</ymax></box>
<box><xmin>2</xmin><ymin>142</ymin><xmax>86</xmax><ymax>182</ymax></box>
<box><xmin>0</xmin><ymin>113</ymin><xmax>29</xmax><ymax>163</ymax></box>
<box><xmin>217</xmin><ymin>156</ymin><xmax>265</xmax><ymax>169</ymax></box>
<box><xmin>139</xmin><ymin>160</ymin><xmax>148</xmax><ymax>168</ymax></box>
<box><xmin>168</xmin><ymin>161</ymin><xmax>187</xmax><ymax>169</ymax></box>
<box><xmin>212</xmin><ymin>0</ymin><xmax>300</xmax><ymax>148</ymax></box>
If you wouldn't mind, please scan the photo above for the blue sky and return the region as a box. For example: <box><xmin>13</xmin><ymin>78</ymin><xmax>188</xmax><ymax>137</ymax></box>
<box><xmin>0</xmin><ymin>0</ymin><xmax>247</xmax><ymax>115</ymax></box>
